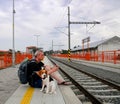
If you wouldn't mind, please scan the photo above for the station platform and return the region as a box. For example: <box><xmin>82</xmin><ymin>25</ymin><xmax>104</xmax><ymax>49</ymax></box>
<box><xmin>71</xmin><ymin>58</ymin><xmax>120</xmax><ymax>73</ymax></box>
<box><xmin>2</xmin><ymin>57</ymin><xmax>82</xmax><ymax>104</ymax></box>
<box><xmin>56</xmin><ymin>57</ymin><xmax>120</xmax><ymax>73</ymax></box>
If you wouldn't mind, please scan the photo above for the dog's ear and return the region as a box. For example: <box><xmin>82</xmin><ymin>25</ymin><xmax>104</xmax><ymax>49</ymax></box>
<box><xmin>45</xmin><ymin>70</ymin><xmax>48</xmax><ymax>75</ymax></box>
<box><xmin>38</xmin><ymin>70</ymin><xmax>42</xmax><ymax>77</ymax></box>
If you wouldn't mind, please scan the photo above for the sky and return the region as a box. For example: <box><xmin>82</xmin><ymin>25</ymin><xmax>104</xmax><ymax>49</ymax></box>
<box><xmin>0</xmin><ymin>0</ymin><xmax>120</xmax><ymax>52</ymax></box>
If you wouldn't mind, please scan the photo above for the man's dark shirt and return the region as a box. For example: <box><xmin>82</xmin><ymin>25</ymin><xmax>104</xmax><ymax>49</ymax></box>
<box><xmin>27</xmin><ymin>59</ymin><xmax>44</xmax><ymax>83</ymax></box>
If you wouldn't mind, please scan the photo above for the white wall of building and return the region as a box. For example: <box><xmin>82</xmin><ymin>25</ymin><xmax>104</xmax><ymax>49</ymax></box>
<box><xmin>98</xmin><ymin>41</ymin><xmax>120</xmax><ymax>51</ymax></box>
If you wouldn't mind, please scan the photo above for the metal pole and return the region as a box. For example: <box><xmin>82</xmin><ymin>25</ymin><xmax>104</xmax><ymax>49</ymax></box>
<box><xmin>52</xmin><ymin>40</ymin><xmax>53</xmax><ymax>51</ymax></box>
<box><xmin>34</xmin><ymin>35</ymin><xmax>40</xmax><ymax>48</ymax></box>
<box><xmin>68</xmin><ymin>6</ymin><xmax>71</xmax><ymax>61</ymax></box>
<box><xmin>12</xmin><ymin>0</ymin><xmax>15</xmax><ymax>67</ymax></box>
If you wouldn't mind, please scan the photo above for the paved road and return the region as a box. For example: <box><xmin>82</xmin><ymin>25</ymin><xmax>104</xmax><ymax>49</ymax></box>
<box><xmin>0</xmin><ymin>65</ymin><xmax>20</xmax><ymax>104</ymax></box>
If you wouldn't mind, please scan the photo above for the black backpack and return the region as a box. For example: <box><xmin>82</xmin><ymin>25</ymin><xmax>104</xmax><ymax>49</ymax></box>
<box><xmin>18</xmin><ymin>58</ymin><xmax>36</xmax><ymax>84</ymax></box>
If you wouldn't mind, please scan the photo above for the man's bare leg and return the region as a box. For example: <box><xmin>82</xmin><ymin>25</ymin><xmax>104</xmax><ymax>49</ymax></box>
<box><xmin>45</xmin><ymin>65</ymin><xmax>65</xmax><ymax>83</ymax></box>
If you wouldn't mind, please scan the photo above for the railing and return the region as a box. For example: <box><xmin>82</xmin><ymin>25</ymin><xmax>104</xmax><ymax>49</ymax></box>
<box><xmin>0</xmin><ymin>53</ymin><xmax>32</xmax><ymax>69</ymax></box>
<box><xmin>52</xmin><ymin>50</ymin><xmax>120</xmax><ymax>64</ymax></box>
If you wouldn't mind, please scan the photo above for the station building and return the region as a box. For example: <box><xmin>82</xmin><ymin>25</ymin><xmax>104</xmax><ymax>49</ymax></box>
<box><xmin>26</xmin><ymin>46</ymin><xmax>43</xmax><ymax>54</ymax></box>
<box><xmin>26</xmin><ymin>46</ymin><xmax>37</xmax><ymax>54</ymax></box>
<box><xmin>71</xmin><ymin>36</ymin><xmax>120</xmax><ymax>54</ymax></box>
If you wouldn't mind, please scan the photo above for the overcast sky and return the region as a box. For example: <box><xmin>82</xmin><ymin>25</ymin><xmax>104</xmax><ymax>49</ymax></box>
<box><xmin>0</xmin><ymin>0</ymin><xmax>120</xmax><ymax>52</ymax></box>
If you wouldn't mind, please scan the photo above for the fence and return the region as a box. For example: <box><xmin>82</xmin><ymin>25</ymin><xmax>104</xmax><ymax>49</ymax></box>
<box><xmin>52</xmin><ymin>50</ymin><xmax>120</xmax><ymax>64</ymax></box>
<box><xmin>0</xmin><ymin>53</ymin><xmax>32</xmax><ymax>69</ymax></box>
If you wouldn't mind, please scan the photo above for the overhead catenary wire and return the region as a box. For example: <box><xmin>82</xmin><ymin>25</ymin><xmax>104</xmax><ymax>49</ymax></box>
<box><xmin>54</xmin><ymin>0</ymin><xmax>73</xmax><ymax>32</ymax></box>
<box><xmin>54</xmin><ymin>7</ymin><xmax>68</xmax><ymax>28</ymax></box>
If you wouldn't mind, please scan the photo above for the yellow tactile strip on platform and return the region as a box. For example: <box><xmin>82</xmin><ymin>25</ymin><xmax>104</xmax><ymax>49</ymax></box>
<box><xmin>20</xmin><ymin>87</ymin><xmax>34</xmax><ymax>104</ymax></box>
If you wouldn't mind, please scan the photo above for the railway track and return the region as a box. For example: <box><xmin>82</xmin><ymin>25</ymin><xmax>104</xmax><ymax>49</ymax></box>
<box><xmin>48</xmin><ymin>56</ymin><xmax>120</xmax><ymax>104</ymax></box>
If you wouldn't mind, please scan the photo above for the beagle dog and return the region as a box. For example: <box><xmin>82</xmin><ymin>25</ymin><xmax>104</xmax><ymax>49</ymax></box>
<box><xmin>37</xmin><ymin>69</ymin><xmax>56</xmax><ymax>94</ymax></box>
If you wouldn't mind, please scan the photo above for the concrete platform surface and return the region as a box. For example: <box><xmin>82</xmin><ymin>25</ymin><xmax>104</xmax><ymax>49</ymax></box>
<box><xmin>2</xmin><ymin>56</ymin><xmax>82</xmax><ymax>104</ymax></box>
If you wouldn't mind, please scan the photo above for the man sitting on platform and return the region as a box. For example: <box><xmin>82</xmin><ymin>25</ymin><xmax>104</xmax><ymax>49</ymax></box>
<box><xmin>27</xmin><ymin>50</ymin><xmax>70</xmax><ymax>88</ymax></box>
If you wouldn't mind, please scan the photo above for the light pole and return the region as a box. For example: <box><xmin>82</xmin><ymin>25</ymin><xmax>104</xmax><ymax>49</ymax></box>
<box><xmin>34</xmin><ymin>35</ymin><xmax>40</xmax><ymax>48</ymax></box>
<box><xmin>68</xmin><ymin>6</ymin><xmax>71</xmax><ymax>61</ymax></box>
<box><xmin>12</xmin><ymin>0</ymin><xmax>16</xmax><ymax>67</ymax></box>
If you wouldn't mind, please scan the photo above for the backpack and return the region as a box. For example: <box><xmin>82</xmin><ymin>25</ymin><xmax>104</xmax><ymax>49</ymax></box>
<box><xmin>18</xmin><ymin>58</ymin><xmax>29</xmax><ymax>84</ymax></box>
<box><xmin>18</xmin><ymin>58</ymin><xmax>37</xmax><ymax>84</ymax></box>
